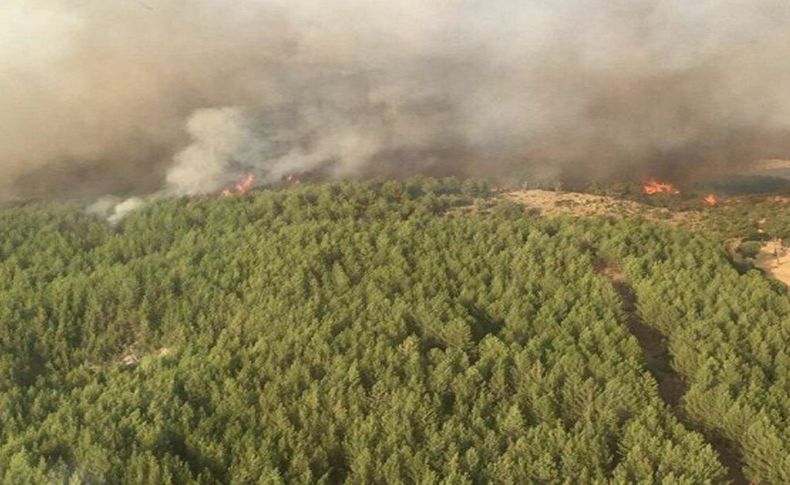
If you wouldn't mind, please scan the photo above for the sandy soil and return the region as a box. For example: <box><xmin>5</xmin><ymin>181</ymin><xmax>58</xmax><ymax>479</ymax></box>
<box><xmin>756</xmin><ymin>241</ymin><xmax>790</xmax><ymax>287</ymax></box>
<box><xmin>506</xmin><ymin>190</ymin><xmax>642</xmax><ymax>217</ymax></box>
<box><xmin>503</xmin><ymin>189</ymin><xmax>704</xmax><ymax>226</ymax></box>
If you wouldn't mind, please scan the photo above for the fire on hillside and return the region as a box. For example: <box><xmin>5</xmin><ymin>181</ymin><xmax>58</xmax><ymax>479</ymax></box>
<box><xmin>643</xmin><ymin>180</ymin><xmax>680</xmax><ymax>195</ymax></box>
<box><xmin>221</xmin><ymin>173</ymin><xmax>256</xmax><ymax>197</ymax></box>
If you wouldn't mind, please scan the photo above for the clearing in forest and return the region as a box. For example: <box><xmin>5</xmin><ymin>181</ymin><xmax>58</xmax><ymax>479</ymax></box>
<box><xmin>756</xmin><ymin>240</ymin><xmax>790</xmax><ymax>288</ymax></box>
<box><xmin>504</xmin><ymin>190</ymin><xmax>703</xmax><ymax>226</ymax></box>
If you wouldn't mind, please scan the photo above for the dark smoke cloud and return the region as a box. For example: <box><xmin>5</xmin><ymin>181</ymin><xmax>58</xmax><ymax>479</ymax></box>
<box><xmin>3</xmin><ymin>0</ymin><xmax>790</xmax><ymax>202</ymax></box>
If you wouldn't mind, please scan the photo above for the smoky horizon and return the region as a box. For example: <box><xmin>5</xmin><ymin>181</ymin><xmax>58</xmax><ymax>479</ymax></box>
<box><xmin>3</xmin><ymin>0</ymin><xmax>790</xmax><ymax>203</ymax></box>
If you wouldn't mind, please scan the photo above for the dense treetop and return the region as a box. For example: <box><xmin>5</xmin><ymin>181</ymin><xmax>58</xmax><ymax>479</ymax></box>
<box><xmin>0</xmin><ymin>178</ymin><xmax>787</xmax><ymax>483</ymax></box>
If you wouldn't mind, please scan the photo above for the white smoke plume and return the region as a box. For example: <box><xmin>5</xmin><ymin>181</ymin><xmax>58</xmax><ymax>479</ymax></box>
<box><xmin>165</xmin><ymin>107</ymin><xmax>249</xmax><ymax>195</ymax></box>
<box><xmin>86</xmin><ymin>195</ymin><xmax>148</xmax><ymax>224</ymax></box>
<box><xmin>3</xmin><ymin>0</ymin><xmax>790</xmax><ymax>204</ymax></box>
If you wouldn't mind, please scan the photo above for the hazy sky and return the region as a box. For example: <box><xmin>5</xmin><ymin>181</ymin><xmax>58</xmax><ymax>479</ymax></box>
<box><xmin>2</xmin><ymin>0</ymin><xmax>790</xmax><ymax>200</ymax></box>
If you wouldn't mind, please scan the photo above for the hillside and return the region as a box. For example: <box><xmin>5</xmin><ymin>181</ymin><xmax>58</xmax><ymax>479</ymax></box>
<box><xmin>1</xmin><ymin>179</ymin><xmax>789</xmax><ymax>483</ymax></box>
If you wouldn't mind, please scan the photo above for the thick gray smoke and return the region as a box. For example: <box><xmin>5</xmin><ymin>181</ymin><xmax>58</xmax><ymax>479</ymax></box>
<box><xmin>3</xmin><ymin>0</ymin><xmax>790</xmax><ymax>203</ymax></box>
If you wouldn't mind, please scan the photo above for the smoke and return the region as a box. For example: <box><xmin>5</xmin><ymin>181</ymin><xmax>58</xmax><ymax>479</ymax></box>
<box><xmin>86</xmin><ymin>195</ymin><xmax>147</xmax><ymax>224</ymax></box>
<box><xmin>165</xmin><ymin>107</ymin><xmax>250</xmax><ymax>195</ymax></box>
<box><xmin>3</xmin><ymin>0</ymin><xmax>790</xmax><ymax>202</ymax></box>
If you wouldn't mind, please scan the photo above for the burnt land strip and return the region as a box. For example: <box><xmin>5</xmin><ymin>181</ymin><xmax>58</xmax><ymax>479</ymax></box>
<box><xmin>598</xmin><ymin>264</ymin><xmax>748</xmax><ymax>484</ymax></box>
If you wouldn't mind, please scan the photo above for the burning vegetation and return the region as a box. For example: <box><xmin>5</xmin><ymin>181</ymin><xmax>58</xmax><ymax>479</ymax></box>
<box><xmin>643</xmin><ymin>180</ymin><xmax>680</xmax><ymax>196</ymax></box>
<box><xmin>221</xmin><ymin>173</ymin><xmax>255</xmax><ymax>197</ymax></box>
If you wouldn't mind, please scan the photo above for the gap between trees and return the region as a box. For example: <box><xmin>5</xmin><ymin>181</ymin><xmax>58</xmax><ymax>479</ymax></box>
<box><xmin>597</xmin><ymin>263</ymin><xmax>749</xmax><ymax>485</ymax></box>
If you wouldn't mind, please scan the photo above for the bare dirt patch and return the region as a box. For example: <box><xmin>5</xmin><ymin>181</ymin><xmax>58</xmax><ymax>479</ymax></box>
<box><xmin>504</xmin><ymin>190</ymin><xmax>704</xmax><ymax>227</ymax></box>
<box><xmin>756</xmin><ymin>241</ymin><xmax>790</xmax><ymax>288</ymax></box>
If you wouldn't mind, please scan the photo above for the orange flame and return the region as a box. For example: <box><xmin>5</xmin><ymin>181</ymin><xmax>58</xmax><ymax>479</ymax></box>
<box><xmin>285</xmin><ymin>174</ymin><xmax>301</xmax><ymax>185</ymax></box>
<box><xmin>221</xmin><ymin>173</ymin><xmax>256</xmax><ymax>196</ymax></box>
<box><xmin>703</xmin><ymin>194</ymin><xmax>718</xmax><ymax>206</ymax></box>
<box><xmin>643</xmin><ymin>179</ymin><xmax>680</xmax><ymax>195</ymax></box>
<box><xmin>235</xmin><ymin>173</ymin><xmax>255</xmax><ymax>194</ymax></box>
